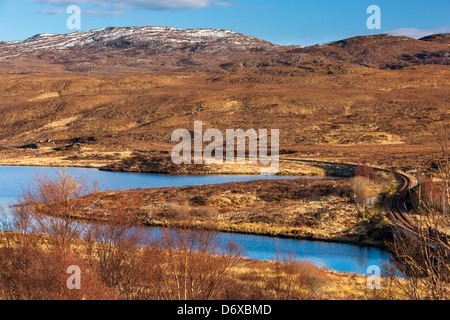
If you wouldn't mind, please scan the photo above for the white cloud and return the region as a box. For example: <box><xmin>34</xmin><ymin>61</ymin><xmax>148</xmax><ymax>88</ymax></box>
<box><xmin>29</xmin><ymin>7</ymin><xmax>124</xmax><ymax>16</ymax></box>
<box><xmin>388</xmin><ymin>26</ymin><xmax>450</xmax><ymax>39</ymax></box>
<box><xmin>29</xmin><ymin>0</ymin><xmax>231</xmax><ymax>11</ymax></box>
<box><xmin>28</xmin><ymin>7</ymin><xmax>66</xmax><ymax>14</ymax></box>
<box><xmin>84</xmin><ymin>9</ymin><xmax>124</xmax><ymax>16</ymax></box>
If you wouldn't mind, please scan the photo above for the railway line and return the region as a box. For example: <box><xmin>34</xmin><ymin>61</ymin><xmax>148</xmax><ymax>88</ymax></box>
<box><xmin>281</xmin><ymin>158</ymin><xmax>450</xmax><ymax>250</ymax></box>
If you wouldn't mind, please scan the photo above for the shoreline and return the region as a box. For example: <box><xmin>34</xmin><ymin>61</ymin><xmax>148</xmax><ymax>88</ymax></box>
<box><xmin>141</xmin><ymin>220</ymin><xmax>388</xmax><ymax>249</ymax></box>
<box><xmin>0</xmin><ymin>161</ymin><xmax>388</xmax><ymax>249</ymax></box>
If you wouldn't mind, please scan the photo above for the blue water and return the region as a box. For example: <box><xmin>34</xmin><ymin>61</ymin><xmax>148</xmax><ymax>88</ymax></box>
<box><xmin>0</xmin><ymin>166</ymin><xmax>390</xmax><ymax>274</ymax></box>
<box><xmin>139</xmin><ymin>227</ymin><xmax>389</xmax><ymax>274</ymax></box>
<box><xmin>0</xmin><ymin>166</ymin><xmax>300</xmax><ymax>208</ymax></box>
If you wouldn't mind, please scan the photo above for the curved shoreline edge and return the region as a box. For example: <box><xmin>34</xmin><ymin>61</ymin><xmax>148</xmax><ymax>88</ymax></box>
<box><xmin>0</xmin><ymin>158</ymin><xmax>411</xmax><ymax>250</ymax></box>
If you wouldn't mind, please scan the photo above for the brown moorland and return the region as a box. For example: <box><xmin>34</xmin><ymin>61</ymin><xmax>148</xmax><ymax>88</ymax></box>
<box><xmin>0</xmin><ymin>64</ymin><xmax>448</xmax><ymax>174</ymax></box>
<box><xmin>0</xmin><ymin>28</ymin><xmax>448</xmax><ymax>175</ymax></box>
<box><xmin>63</xmin><ymin>178</ymin><xmax>389</xmax><ymax>246</ymax></box>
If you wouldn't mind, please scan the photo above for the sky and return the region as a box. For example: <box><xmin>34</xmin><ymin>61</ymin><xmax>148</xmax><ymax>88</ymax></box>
<box><xmin>0</xmin><ymin>0</ymin><xmax>448</xmax><ymax>45</ymax></box>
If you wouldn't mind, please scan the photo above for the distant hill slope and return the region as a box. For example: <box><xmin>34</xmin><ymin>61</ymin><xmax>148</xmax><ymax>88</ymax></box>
<box><xmin>420</xmin><ymin>33</ymin><xmax>450</xmax><ymax>44</ymax></box>
<box><xmin>292</xmin><ymin>34</ymin><xmax>450</xmax><ymax>69</ymax></box>
<box><xmin>18</xmin><ymin>26</ymin><xmax>279</xmax><ymax>52</ymax></box>
<box><xmin>0</xmin><ymin>28</ymin><xmax>448</xmax><ymax>172</ymax></box>
<box><xmin>0</xmin><ymin>27</ymin><xmax>448</xmax><ymax>73</ymax></box>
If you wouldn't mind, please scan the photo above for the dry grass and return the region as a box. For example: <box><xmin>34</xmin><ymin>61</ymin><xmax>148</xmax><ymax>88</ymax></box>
<box><xmin>0</xmin><ymin>64</ymin><xmax>448</xmax><ymax>175</ymax></box>
<box><xmin>0</xmin><ymin>230</ymin><xmax>404</xmax><ymax>300</ymax></box>
<box><xmin>67</xmin><ymin>178</ymin><xmax>389</xmax><ymax>246</ymax></box>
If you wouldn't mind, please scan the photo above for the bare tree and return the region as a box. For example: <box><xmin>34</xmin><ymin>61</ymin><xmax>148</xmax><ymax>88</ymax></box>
<box><xmin>386</xmin><ymin>214</ymin><xmax>450</xmax><ymax>300</ymax></box>
<box><xmin>0</xmin><ymin>203</ymin><xmax>115</xmax><ymax>300</ymax></box>
<box><xmin>143</xmin><ymin>222</ymin><xmax>244</xmax><ymax>300</ymax></box>
<box><xmin>437</xmin><ymin>124</ymin><xmax>449</xmax><ymax>218</ymax></box>
<box><xmin>14</xmin><ymin>170</ymin><xmax>98</xmax><ymax>262</ymax></box>
<box><xmin>350</xmin><ymin>175</ymin><xmax>372</xmax><ymax>218</ymax></box>
<box><xmin>270</xmin><ymin>251</ymin><xmax>328</xmax><ymax>299</ymax></box>
<box><xmin>385</xmin><ymin>128</ymin><xmax>450</xmax><ymax>300</ymax></box>
<box><xmin>84</xmin><ymin>206</ymin><xmax>147</xmax><ymax>300</ymax></box>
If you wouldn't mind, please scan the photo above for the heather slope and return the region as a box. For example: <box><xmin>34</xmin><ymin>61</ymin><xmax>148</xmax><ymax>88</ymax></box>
<box><xmin>0</xmin><ymin>28</ymin><xmax>448</xmax><ymax>173</ymax></box>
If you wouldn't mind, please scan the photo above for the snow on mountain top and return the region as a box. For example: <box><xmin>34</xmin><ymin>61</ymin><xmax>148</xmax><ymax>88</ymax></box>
<box><xmin>0</xmin><ymin>26</ymin><xmax>277</xmax><ymax>59</ymax></box>
<box><xmin>20</xmin><ymin>26</ymin><xmax>268</xmax><ymax>49</ymax></box>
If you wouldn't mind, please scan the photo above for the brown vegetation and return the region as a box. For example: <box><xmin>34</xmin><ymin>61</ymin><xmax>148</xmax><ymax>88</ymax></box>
<box><xmin>0</xmin><ymin>28</ymin><xmax>449</xmax><ymax>300</ymax></box>
<box><xmin>0</xmin><ymin>173</ymin><xmax>343</xmax><ymax>300</ymax></box>
<box><xmin>376</xmin><ymin>138</ymin><xmax>450</xmax><ymax>300</ymax></box>
<box><xmin>379</xmin><ymin>201</ymin><xmax>450</xmax><ymax>300</ymax></box>
<box><xmin>0</xmin><ymin>60</ymin><xmax>448</xmax><ymax>175</ymax></box>
<box><xmin>4</xmin><ymin>164</ymin><xmax>450</xmax><ymax>300</ymax></box>
<box><xmin>64</xmin><ymin>176</ymin><xmax>389</xmax><ymax>246</ymax></box>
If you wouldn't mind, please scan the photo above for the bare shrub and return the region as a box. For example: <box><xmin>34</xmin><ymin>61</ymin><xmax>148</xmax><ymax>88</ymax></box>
<box><xmin>0</xmin><ymin>172</ymin><xmax>116</xmax><ymax>300</ymax></box>
<box><xmin>350</xmin><ymin>175</ymin><xmax>373</xmax><ymax>214</ymax></box>
<box><xmin>355</xmin><ymin>165</ymin><xmax>376</xmax><ymax>180</ymax></box>
<box><xmin>189</xmin><ymin>206</ymin><xmax>218</xmax><ymax>218</ymax></box>
<box><xmin>0</xmin><ymin>171</ymin><xmax>248</xmax><ymax>301</ymax></box>
<box><xmin>304</xmin><ymin>268</ymin><xmax>329</xmax><ymax>297</ymax></box>
<box><xmin>220</xmin><ymin>269</ymin><xmax>270</xmax><ymax>300</ymax></box>
<box><xmin>142</xmin><ymin>222</ymin><xmax>244</xmax><ymax>300</ymax></box>
<box><xmin>270</xmin><ymin>251</ymin><xmax>329</xmax><ymax>299</ymax></box>
<box><xmin>0</xmin><ymin>171</ymin><xmax>339</xmax><ymax>301</ymax></box>
<box><xmin>0</xmin><ymin>220</ymin><xmax>115</xmax><ymax>300</ymax></box>
<box><xmin>156</xmin><ymin>203</ymin><xmax>189</xmax><ymax>220</ymax></box>
<box><xmin>13</xmin><ymin>170</ymin><xmax>98</xmax><ymax>260</ymax></box>
<box><xmin>83</xmin><ymin>198</ymin><xmax>148</xmax><ymax>300</ymax></box>
<box><xmin>385</xmin><ymin>204</ymin><xmax>450</xmax><ymax>300</ymax></box>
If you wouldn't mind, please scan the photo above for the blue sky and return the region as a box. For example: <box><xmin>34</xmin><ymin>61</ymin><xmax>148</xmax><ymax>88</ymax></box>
<box><xmin>0</xmin><ymin>0</ymin><xmax>449</xmax><ymax>45</ymax></box>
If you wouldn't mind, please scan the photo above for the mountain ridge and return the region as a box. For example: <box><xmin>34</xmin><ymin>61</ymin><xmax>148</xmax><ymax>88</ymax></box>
<box><xmin>0</xmin><ymin>27</ymin><xmax>448</xmax><ymax>175</ymax></box>
<box><xmin>0</xmin><ymin>26</ymin><xmax>448</xmax><ymax>73</ymax></box>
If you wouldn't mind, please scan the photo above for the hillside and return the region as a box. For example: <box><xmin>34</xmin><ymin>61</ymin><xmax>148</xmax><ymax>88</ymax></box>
<box><xmin>0</xmin><ymin>27</ymin><xmax>448</xmax><ymax>74</ymax></box>
<box><xmin>298</xmin><ymin>34</ymin><xmax>450</xmax><ymax>69</ymax></box>
<box><xmin>420</xmin><ymin>33</ymin><xmax>450</xmax><ymax>44</ymax></box>
<box><xmin>0</xmin><ymin>27</ymin><xmax>448</xmax><ymax>173</ymax></box>
<box><xmin>0</xmin><ymin>26</ymin><xmax>283</xmax><ymax>74</ymax></box>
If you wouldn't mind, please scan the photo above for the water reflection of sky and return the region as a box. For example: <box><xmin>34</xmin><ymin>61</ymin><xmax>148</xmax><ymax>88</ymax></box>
<box><xmin>0</xmin><ymin>166</ymin><xmax>390</xmax><ymax>275</ymax></box>
<box><xmin>0</xmin><ymin>166</ymin><xmax>302</xmax><ymax>207</ymax></box>
<box><xmin>218</xmin><ymin>232</ymin><xmax>389</xmax><ymax>274</ymax></box>
<box><xmin>126</xmin><ymin>226</ymin><xmax>390</xmax><ymax>275</ymax></box>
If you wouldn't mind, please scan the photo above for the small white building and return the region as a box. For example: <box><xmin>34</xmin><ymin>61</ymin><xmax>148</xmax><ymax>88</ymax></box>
<box><xmin>365</xmin><ymin>196</ymin><xmax>378</xmax><ymax>206</ymax></box>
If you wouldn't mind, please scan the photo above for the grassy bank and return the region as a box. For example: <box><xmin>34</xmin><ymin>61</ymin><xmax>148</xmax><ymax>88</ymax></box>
<box><xmin>0</xmin><ymin>230</ymin><xmax>400</xmax><ymax>300</ymax></box>
<box><xmin>68</xmin><ymin>178</ymin><xmax>390</xmax><ymax>246</ymax></box>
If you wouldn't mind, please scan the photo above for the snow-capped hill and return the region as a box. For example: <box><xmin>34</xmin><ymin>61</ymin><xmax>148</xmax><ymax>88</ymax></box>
<box><xmin>3</xmin><ymin>26</ymin><xmax>277</xmax><ymax>54</ymax></box>
<box><xmin>0</xmin><ymin>27</ymin><xmax>447</xmax><ymax>74</ymax></box>
<box><xmin>0</xmin><ymin>26</ymin><xmax>282</xmax><ymax>73</ymax></box>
